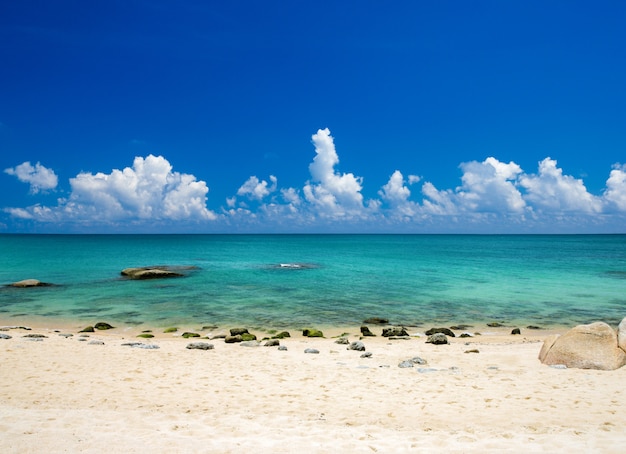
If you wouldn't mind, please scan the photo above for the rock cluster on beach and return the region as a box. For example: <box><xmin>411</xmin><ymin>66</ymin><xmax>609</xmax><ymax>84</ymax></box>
<box><xmin>539</xmin><ymin>318</ymin><xmax>626</xmax><ymax>370</ymax></box>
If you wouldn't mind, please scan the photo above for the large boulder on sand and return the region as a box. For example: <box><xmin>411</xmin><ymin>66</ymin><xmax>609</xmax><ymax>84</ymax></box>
<box><xmin>539</xmin><ymin>322</ymin><xmax>626</xmax><ymax>370</ymax></box>
<box><xmin>618</xmin><ymin>317</ymin><xmax>626</xmax><ymax>352</ymax></box>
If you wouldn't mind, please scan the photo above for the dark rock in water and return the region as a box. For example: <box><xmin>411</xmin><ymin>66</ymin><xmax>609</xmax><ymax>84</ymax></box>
<box><xmin>80</xmin><ymin>326</ymin><xmax>95</xmax><ymax>333</ymax></box>
<box><xmin>8</xmin><ymin>279</ymin><xmax>54</xmax><ymax>288</ymax></box>
<box><xmin>202</xmin><ymin>325</ymin><xmax>219</xmax><ymax>331</ymax></box>
<box><xmin>360</xmin><ymin>352</ymin><xmax>373</xmax><ymax>358</ymax></box>
<box><xmin>264</xmin><ymin>339</ymin><xmax>280</xmax><ymax>347</ymax></box>
<box><xmin>94</xmin><ymin>322</ymin><xmax>115</xmax><ymax>330</ymax></box>
<box><xmin>426</xmin><ymin>333</ymin><xmax>449</xmax><ymax>345</ymax></box>
<box><xmin>186</xmin><ymin>342</ymin><xmax>214</xmax><ymax>350</ymax></box>
<box><xmin>363</xmin><ymin>317</ymin><xmax>389</xmax><ymax>325</ymax></box>
<box><xmin>0</xmin><ymin>333</ymin><xmax>12</xmax><ymax>340</ymax></box>
<box><xmin>360</xmin><ymin>326</ymin><xmax>375</xmax><ymax>337</ymax></box>
<box><xmin>348</xmin><ymin>341</ymin><xmax>366</xmax><ymax>351</ymax></box>
<box><xmin>334</xmin><ymin>337</ymin><xmax>350</xmax><ymax>345</ymax></box>
<box><xmin>382</xmin><ymin>327</ymin><xmax>408</xmax><ymax>337</ymax></box>
<box><xmin>230</xmin><ymin>328</ymin><xmax>249</xmax><ymax>336</ymax></box>
<box><xmin>511</xmin><ymin>328</ymin><xmax>521</xmax><ymax>335</ymax></box>
<box><xmin>526</xmin><ymin>325</ymin><xmax>542</xmax><ymax>330</ymax></box>
<box><xmin>121</xmin><ymin>266</ymin><xmax>185</xmax><ymax>280</ymax></box>
<box><xmin>425</xmin><ymin>327</ymin><xmax>456</xmax><ymax>337</ymax></box>
<box><xmin>273</xmin><ymin>331</ymin><xmax>291</xmax><ymax>339</ymax></box>
<box><xmin>182</xmin><ymin>332</ymin><xmax>201</xmax><ymax>338</ymax></box>
<box><xmin>450</xmin><ymin>324</ymin><xmax>472</xmax><ymax>330</ymax></box>
<box><xmin>304</xmin><ymin>348</ymin><xmax>320</xmax><ymax>354</ymax></box>
<box><xmin>23</xmin><ymin>334</ymin><xmax>47</xmax><ymax>338</ymax></box>
<box><xmin>303</xmin><ymin>329</ymin><xmax>324</xmax><ymax>338</ymax></box>
<box><xmin>487</xmin><ymin>322</ymin><xmax>505</xmax><ymax>327</ymax></box>
<box><xmin>240</xmin><ymin>333</ymin><xmax>257</xmax><ymax>341</ymax></box>
<box><xmin>225</xmin><ymin>335</ymin><xmax>243</xmax><ymax>343</ymax></box>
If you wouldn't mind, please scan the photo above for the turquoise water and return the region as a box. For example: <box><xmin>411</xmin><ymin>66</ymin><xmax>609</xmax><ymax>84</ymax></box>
<box><xmin>1</xmin><ymin>234</ymin><xmax>625</xmax><ymax>329</ymax></box>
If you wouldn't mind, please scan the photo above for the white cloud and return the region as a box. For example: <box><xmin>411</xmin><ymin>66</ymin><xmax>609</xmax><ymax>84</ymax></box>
<box><xmin>603</xmin><ymin>163</ymin><xmax>626</xmax><ymax>211</ymax></box>
<box><xmin>302</xmin><ymin>128</ymin><xmax>366</xmax><ymax>218</ymax></box>
<box><xmin>519</xmin><ymin>158</ymin><xmax>602</xmax><ymax>213</ymax></box>
<box><xmin>6</xmin><ymin>155</ymin><xmax>216</xmax><ymax>224</ymax></box>
<box><xmin>237</xmin><ymin>175</ymin><xmax>277</xmax><ymax>200</ymax></box>
<box><xmin>4</xmin><ymin>161</ymin><xmax>58</xmax><ymax>193</ymax></box>
<box><xmin>379</xmin><ymin>170</ymin><xmax>418</xmax><ymax>217</ymax></box>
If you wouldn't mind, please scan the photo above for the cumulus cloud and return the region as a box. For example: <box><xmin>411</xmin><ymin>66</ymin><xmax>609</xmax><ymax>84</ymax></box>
<box><xmin>5</xmin><ymin>155</ymin><xmax>216</xmax><ymax>224</ymax></box>
<box><xmin>237</xmin><ymin>175</ymin><xmax>277</xmax><ymax>200</ymax></box>
<box><xmin>603</xmin><ymin>163</ymin><xmax>626</xmax><ymax>211</ymax></box>
<box><xmin>518</xmin><ymin>158</ymin><xmax>602</xmax><ymax>213</ymax></box>
<box><xmin>302</xmin><ymin>128</ymin><xmax>366</xmax><ymax>218</ymax></box>
<box><xmin>379</xmin><ymin>170</ymin><xmax>419</xmax><ymax>218</ymax></box>
<box><xmin>4</xmin><ymin>161</ymin><xmax>58</xmax><ymax>193</ymax></box>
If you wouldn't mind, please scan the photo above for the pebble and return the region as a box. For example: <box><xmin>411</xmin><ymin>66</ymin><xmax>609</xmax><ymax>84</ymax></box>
<box><xmin>304</xmin><ymin>348</ymin><xmax>320</xmax><ymax>354</ymax></box>
<box><xmin>0</xmin><ymin>333</ymin><xmax>12</xmax><ymax>340</ymax></box>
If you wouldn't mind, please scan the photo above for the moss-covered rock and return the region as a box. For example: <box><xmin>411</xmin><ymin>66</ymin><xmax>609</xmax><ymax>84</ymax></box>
<box><xmin>240</xmin><ymin>333</ymin><xmax>257</xmax><ymax>341</ymax></box>
<box><xmin>302</xmin><ymin>328</ymin><xmax>324</xmax><ymax>338</ymax></box>
<box><xmin>163</xmin><ymin>327</ymin><xmax>178</xmax><ymax>333</ymax></box>
<box><xmin>79</xmin><ymin>326</ymin><xmax>95</xmax><ymax>333</ymax></box>
<box><xmin>182</xmin><ymin>332</ymin><xmax>200</xmax><ymax>338</ymax></box>
<box><xmin>94</xmin><ymin>322</ymin><xmax>115</xmax><ymax>330</ymax></box>
<box><xmin>137</xmin><ymin>333</ymin><xmax>154</xmax><ymax>338</ymax></box>
<box><xmin>273</xmin><ymin>331</ymin><xmax>291</xmax><ymax>339</ymax></box>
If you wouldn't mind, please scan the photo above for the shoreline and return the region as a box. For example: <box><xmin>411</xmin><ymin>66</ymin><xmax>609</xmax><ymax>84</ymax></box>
<box><xmin>2</xmin><ymin>318</ymin><xmax>626</xmax><ymax>452</ymax></box>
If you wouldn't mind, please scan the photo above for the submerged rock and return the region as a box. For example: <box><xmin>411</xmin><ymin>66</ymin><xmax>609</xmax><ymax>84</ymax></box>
<box><xmin>363</xmin><ymin>317</ymin><xmax>389</xmax><ymax>325</ymax></box>
<box><xmin>8</xmin><ymin>279</ymin><xmax>54</xmax><ymax>288</ymax></box>
<box><xmin>120</xmin><ymin>266</ymin><xmax>196</xmax><ymax>280</ymax></box>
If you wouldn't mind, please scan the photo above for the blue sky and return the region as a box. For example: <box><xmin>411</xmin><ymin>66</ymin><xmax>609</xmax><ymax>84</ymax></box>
<box><xmin>1</xmin><ymin>0</ymin><xmax>625</xmax><ymax>233</ymax></box>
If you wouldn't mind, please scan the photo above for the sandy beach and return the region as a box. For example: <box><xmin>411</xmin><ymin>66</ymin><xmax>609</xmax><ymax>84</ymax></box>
<box><xmin>1</xmin><ymin>323</ymin><xmax>625</xmax><ymax>453</ymax></box>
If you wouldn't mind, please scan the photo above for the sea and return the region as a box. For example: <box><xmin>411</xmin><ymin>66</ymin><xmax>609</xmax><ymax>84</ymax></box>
<box><xmin>1</xmin><ymin>234</ymin><xmax>625</xmax><ymax>330</ymax></box>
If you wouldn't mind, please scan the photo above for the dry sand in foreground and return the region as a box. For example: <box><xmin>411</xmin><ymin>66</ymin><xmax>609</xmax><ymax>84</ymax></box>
<box><xmin>1</xmin><ymin>324</ymin><xmax>625</xmax><ymax>453</ymax></box>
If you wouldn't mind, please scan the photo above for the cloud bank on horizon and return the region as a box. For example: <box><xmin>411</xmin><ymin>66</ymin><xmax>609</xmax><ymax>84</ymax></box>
<box><xmin>3</xmin><ymin>128</ymin><xmax>626</xmax><ymax>233</ymax></box>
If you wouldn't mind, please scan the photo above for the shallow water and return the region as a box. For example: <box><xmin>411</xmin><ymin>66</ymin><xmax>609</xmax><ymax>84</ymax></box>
<box><xmin>1</xmin><ymin>234</ymin><xmax>625</xmax><ymax>329</ymax></box>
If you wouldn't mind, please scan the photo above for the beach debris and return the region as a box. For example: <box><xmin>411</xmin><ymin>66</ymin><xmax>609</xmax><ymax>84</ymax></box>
<box><xmin>363</xmin><ymin>317</ymin><xmax>389</xmax><ymax>325</ymax></box>
<box><xmin>360</xmin><ymin>326</ymin><xmax>376</xmax><ymax>337</ymax></box>
<box><xmin>240</xmin><ymin>340</ymin><xmax>261</xmax><ymax>347</ymax></box>
<box><xmin>304</xmin><ymin>348</ymin><xmax>320</xmax><ymax>354</ymax></box>
<box><xmin>382</xmin><ymin>327</ymin><xmax>408</xmax><ymax>337</ymax></box>
<box><xmin>182</xmin><ymin>332</ymin><xmax>201</xmax><ymax>338</ymax></box>
<box><xmin>79</xmin><ymin>326</ymin><xmax>95</xmax><ymax>333</ymax></box>
<box><xmin>302</xmin><ymin>328</ymin><xmax>324</xmax><ymax>338</ymax></box>
<box><xmin>186</xmin><ymin>342</ymin><xmax>214</xmax><ymax>350</ymax></box>
<box><xmin>94</xmin><ymin>322</ymin><xmax>115</xmax><ymax>330</ymax></box>
<box><xmin>264</xmin><ymin>339</ymin><xmax>280</xmax><ymax>347</ymax></box>
<box><xmin>334</xmin><ymin>337</ymin><xmax>350</xmax><ymax>345</ymax></box>
<box><xmin>360</xmin><ymin>352</ymin><xmax>372</xmax><ymax>358</ymax></box>
<box><xmin>120</xmin><ymin>265</ymin><xmax>197</xmax><ymax>280</ymax></box>
<box><xmin>426</xmin><ymin>333</ymin><xmax>449</xmax><ymax>345</ymax></box>
<box><xmin>425</xmin><ymin>327</ymin><xmax>456</xmax><ymax>337</ymax></box>
<box><xmin>137</xmin><ymin>333</ymin><xmax>154</xmax><ymax>338</ymax></box>
<box><xmin>225</xmin><ymin>335</ymin><xmax>243</xmax><ymax>343</ymax></box>
<box><xmin>539</xmin><ymin>321</ymin><xmax>626</xmax><ymax>370</ymax></box>
<box><xmin>88</xmin><ymin>340</ymin><xmax>105</xmax><ymax>345</ymax></box>
<box><xmin>348</xmin><ymin>341</ymin><xmax>366</xmax><ymax>351</ymax></box>
<box><xmin>511</xmin><ymin>328</ymin><xmax>521</xmax><ymax>335</ymax></box>
<box><xmin>121</xmin><ymin>342</ymin><xmax>160</xmax><ymax>349</ymax></box>
<box><xmin>0</xmin><ymin>333</ymin><xmax>12</xmax><ymax>339</ymax></box>
<box><xmin>7</xmin><ymin>279</ymin><xmax>54</xmax><ymax>288</ymax></box>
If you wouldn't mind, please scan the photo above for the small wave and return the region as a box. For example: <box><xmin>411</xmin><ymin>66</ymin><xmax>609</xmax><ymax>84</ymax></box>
<box><xmin>268</xmin><ymin>263</ymin><xmax>320</xmax><ymax>270</ymax></box>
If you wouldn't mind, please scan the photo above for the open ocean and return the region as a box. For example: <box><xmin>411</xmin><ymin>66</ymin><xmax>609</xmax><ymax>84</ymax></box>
<box><xmin>1</xmin><ymin>234</ymin><xmax>625</xmax><ymax>330</ymax></box>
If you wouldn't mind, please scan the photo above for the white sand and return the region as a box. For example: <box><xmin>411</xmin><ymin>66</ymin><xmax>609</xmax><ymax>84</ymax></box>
<box><xmin>1</xmin><ymin>324</ymin><xmax>625</xmax><ymax>453</ymax></box>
